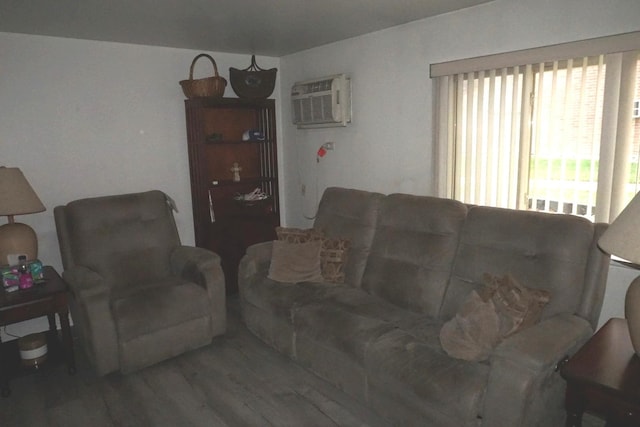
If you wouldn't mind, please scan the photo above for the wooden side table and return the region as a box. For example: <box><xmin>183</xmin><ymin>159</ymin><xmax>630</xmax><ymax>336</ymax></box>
<box><xmin>561</xmin><ymin>318</ymin><xmax>640</xmax><ymax>427</ymax></box>
<box><xmin>0</xmin><ymin>266</ymin><xmax>76</xmax><ymax>397</ymax></box>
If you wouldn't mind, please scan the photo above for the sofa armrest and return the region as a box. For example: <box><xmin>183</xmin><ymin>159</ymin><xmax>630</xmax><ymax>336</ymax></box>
<box><xmin>239</xmin><ymin>241</ymin><xmax>273</xmax><ymax>282</ymax></box>
<box><xmin>481</xmin><ymin>313</ymin><xmax>593</xmax><ymax>427</ymax></box>
<box><xmin>62</xmin><ymin>266</ymin><xmax>119</xmax><ymax>376</ymax></box>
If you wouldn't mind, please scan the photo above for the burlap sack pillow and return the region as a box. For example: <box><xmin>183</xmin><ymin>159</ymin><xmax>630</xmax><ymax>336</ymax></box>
<box><xmin>440</xmin><ymin>290</ymin><xmax>502</xmax><ymax>361</ymax></box>
<box><xmin>441</xmin><ymin>273</ymin><xmax>551</xmax><ymax>361</ymax></box>
<box><xmin>275</xmin><ymin>226</ymin><xmax>322</xmax><ymax>243</ymax></box>
<box><xmin>318</xmin><ymin>237</ymin><xmax>350</xmax><ymax>283</ymax></box>
<box><xmin>482</xmin><ymin>273</ymin><xmax>551</xmax><ymax>338</ymax></box>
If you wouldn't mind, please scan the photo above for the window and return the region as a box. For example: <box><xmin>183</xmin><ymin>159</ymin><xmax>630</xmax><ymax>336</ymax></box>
<box><xmin>528</xmin><ymin>57</ymin><xmax>607</xmax><ymax>219</ymax></box>
<box><xmin>432</xmin><ymin>32</ymin><xmax>640</xmax><ymax>223</ymax></box>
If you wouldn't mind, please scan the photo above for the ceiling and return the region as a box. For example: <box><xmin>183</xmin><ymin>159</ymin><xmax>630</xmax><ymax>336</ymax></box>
<box><xmin>0</xmin><ymin>0</ymin><xmax>495</xmax><ymax>57</ymax></box>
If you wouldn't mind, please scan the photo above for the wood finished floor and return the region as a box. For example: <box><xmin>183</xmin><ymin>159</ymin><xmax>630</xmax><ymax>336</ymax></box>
<box><xmin>1</xmin><ymin>296</ymin><xmax>607</xmax><ymax>427</ymax></box>
<box><xmin>1</xmin><ymin>296</ymin><xmax>389</xmax><ymax>427</ymax></box>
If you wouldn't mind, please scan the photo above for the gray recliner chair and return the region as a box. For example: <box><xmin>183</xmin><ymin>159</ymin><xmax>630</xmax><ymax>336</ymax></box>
<box><xmin>54</xmin><ymin>190</ymin><xmax>226</xmax><ymax>375</ymax></box>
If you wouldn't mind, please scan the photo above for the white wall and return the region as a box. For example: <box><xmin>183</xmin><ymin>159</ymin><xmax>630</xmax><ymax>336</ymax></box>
<box><xmin>278</xmin><ymin>0</ymin><xmax>640</xmax><ymax>327</ymax></box>
<box><xmin>0</xmin><ymin>33</ymin><xmax>280</xmax><ymax>266</ymax></box>
<box><xmin>0</xmin><ymin>33</ymin><xmax>280</xmax><ymax>338</ymax></box>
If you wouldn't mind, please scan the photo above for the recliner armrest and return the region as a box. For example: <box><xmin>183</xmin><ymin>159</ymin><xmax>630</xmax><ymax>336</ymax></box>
<box><xmin>170</xmin><ymin>246</ymin><xmax>226</xmax><ymax>332</ymax></box>
<box><xmin>62</xmin><ymin>266</ymin><xmax>119</xmax><ymax>376</ymax></box>
<box><xmin>170</xmin><ymin>245</ymin><xmax>223</xmax><ymax>291</ymax></box>
<box><xmin>481</xmin><ymin>313</ymin><xmax>594</xmax><ymax>426</ymax></box>
<box><xmin>63</xmin><ymin>265</ymin><xmax>110</xmax><ymax>300</ymax></box>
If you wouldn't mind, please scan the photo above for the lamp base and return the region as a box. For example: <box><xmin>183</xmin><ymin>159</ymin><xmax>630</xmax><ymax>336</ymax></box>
<box><xmin>0</xmin><ymin>222</ymin><xmax>38</xmax><ymax>265</ymax></box>
<box><xmin>625</xmin><ymin>276</ymin><xmax>640</xmax><ymax>357</ymax></box>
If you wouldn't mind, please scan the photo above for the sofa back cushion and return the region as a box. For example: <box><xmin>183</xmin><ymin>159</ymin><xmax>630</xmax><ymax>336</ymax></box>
<box><xmin>360</xmin><ymin>194</ymin><xmax>467</xmax><ymax>316</ymax></box>
<box><xmin>314</xmin><ymin>187</ymin><xmax>384</xmax><ymax>288</ymax></box>
<box><xmin>440</xmin><ymin>205</ymin><xmax>596</xmax><ymax>322</ymax></box>
<box><xmin>58</xmin><ymin>190</ymin><xmax>181</xmax><ymax>290</ymax></box>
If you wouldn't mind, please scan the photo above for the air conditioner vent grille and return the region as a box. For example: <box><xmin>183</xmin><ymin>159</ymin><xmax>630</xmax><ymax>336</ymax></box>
<box><xmin>291</xmin><ymin>74</ymin><xmax>351</xmax><ymax>129</ymax></box>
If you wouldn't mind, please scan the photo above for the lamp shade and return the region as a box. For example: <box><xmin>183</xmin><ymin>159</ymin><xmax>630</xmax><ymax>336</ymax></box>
<box><xmin>599</xmin><ymin>191</ymin><xmax>640</xmax><ymax>264</ymax></box>
<box><xmin>0</xmin><ymin>167</ymin><xmax>45</xmax><ymax>217</ymax></box>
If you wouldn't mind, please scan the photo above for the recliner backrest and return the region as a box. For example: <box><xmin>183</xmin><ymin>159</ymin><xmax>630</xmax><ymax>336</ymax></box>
<box><xmin>54</xmin><ymin>190</ymin><xmax>181</xmax><ymax>290</ymax></box>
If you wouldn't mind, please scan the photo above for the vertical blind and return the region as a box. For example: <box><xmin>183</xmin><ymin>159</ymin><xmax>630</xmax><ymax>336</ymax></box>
<box><xmin>451</xmin><ymin>66</ymin><xmax>525</xmax><ymax>209</ymax></box>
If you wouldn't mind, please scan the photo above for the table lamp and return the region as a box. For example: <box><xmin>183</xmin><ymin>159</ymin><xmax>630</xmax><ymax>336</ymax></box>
<box><xmin>0</xmin><ymin>167</ymin><xmax>46</xmax><ymax>265</ymax></box>
<box><xmin>599</xmin><ymin>191</ymin><xmax>640</xmax><ymax>357</ymax></box>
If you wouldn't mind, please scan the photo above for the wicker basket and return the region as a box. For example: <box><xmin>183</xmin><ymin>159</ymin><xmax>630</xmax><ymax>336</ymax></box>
<box><xmin>179</xmin><ymin>54</ymin><xmax>227</xmax><ymax>99</ymax></box>
<box><xmin>230</xmin><ymin>55</ymin><xmax>277</xmax><ymax>99</ymax></box>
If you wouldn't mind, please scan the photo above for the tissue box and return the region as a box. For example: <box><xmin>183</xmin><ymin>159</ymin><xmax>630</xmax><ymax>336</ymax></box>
<box><xmin>29</xmin><ymin>259</ymin><xmax>44</xmax><ymax>281</ymax></box>
<box><xmin>1</xmin><ymin>266</ymin><xmax>19</xmax><ymax>288</ymax></box>
<box><xmin>2</xmin><ymin>259</ymin><xmax>45</xmax><ymax>288</ymax></box>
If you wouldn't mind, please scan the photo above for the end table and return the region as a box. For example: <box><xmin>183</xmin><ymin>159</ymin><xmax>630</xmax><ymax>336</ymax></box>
<box><xmin>0</xmin><ymin>266</ymin><xmax>76</xmax><ymax>397</ymax></box>
<box><xmin>560</xmin><ymin>317</ymin><xmax>640</xmax><ymax>427</ymax></box>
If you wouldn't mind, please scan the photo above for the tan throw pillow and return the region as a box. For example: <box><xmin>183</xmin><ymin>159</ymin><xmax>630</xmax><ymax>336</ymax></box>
<box><xmin>482</xmin><ymin>273</ymin><xmax>551</xmax><ymax>338</ymax></box>
<box><xmin>268</xmin><ymin>240</ymin><xmax>324</xmax><ymax>283</ymax></box>
<box><xmin>275</xmin><ymin>227</ymin><xmax>350</xmax><ymax>284</ymax></box>
<box><xmin>440</xmin><ymin>290</ymin><xmax>502</xmax><ymax>361</ymax></box>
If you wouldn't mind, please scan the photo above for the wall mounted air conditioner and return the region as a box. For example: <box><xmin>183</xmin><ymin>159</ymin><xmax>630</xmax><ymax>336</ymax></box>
<box><xmin>291</xmin><ymin>74</ymin><xmax>351</xmax><ymax>129</ymax></box>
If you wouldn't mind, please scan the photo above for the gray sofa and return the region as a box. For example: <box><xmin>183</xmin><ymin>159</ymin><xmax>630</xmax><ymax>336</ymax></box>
<box><xmin>238</xmin><ymin>187</ymin><xmax>610</xmax><ymax>426</ymax></box>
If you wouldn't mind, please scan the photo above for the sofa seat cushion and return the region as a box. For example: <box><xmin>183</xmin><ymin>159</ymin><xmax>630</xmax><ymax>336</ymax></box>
<box><xmin>112</xmin><ymin>281</ymin><xmax>211</xmax><ymax>342</ymax></box>
<box><xmin>294</xmin><ymin>288</ymin><xmax>424</xmax><ymax>364</ymax></box>
<box><xmin>367</xmin><ymin>327</ymin><xmax>490</xmax><ymax>425</ymax></box>
<box><xmin>396</xmin><ymin>315</ymin><xmax>453</xmax><ymax>350</ymax></box>
<box><xmin>241</xmin><ymin>277</ymin><xmax>346</xmax><ymax>322</ymax></box>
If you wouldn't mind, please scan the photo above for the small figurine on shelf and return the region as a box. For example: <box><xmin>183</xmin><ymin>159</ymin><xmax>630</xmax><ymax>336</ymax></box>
<box><xmin>231</xmin><ymin>162</ymin><xmax>242</xmax><ymax>182</ymax></box>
